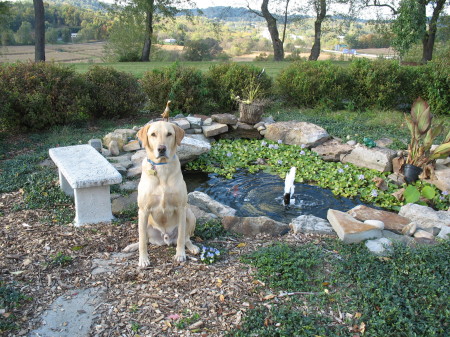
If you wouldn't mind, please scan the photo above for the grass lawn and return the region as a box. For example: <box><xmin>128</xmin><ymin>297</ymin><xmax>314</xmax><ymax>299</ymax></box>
<box><xmin>71</xmin><ymin>61</ymin><xmax>296</xmax><ymax>78</ymax></box>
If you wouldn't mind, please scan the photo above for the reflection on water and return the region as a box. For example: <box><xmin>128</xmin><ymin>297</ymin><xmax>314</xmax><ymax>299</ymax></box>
<box><xmin>184</xmin><ymin>170</ymin><xmax>366</xmax><ymax>223</ymax></box>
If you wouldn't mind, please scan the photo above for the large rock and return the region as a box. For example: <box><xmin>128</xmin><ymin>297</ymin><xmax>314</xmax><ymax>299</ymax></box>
<box><xmin>111</xmin><ymin>191</ymin><xmax>138</xmax><ymax>214</ymax></box>
<box><xmin>264</xmin><ymin>122</ymin><xmax>330</xmax><ymax>148</ymax></box>
<box><xmin>114</xmin><ymin>128</ymin><xmax>137</xmax><ymax>139</ymax></box>
<box><xmin>348</xmin><ymin>205</ymin><xmax>411</xmax><ymax>234</ymax></box>
<box><xmin>103</xmin><ymin>132</ymin><xmax>128</xmax><ymax>151</ymax></box>
<box><xmin>187</xmin><ymin>191</ymin><xmax>236</xmax><ymax>217</ymax></box>
<box><xmin>365</xmin><ymin>238</ymin><xmax>393</xmax><ymax>256</ymax></box>
<box><xmin>131</xmin><ymin>150</ymin><xmax>146</xmax><ymax>166</ymax></box>
<box><xmin>222</xmin><ymin>216</ymin><xmax>289</xmax><ymax>237</ymax></box>
<box><xmin>428</xmin><ymin>164</ymin><xmax>450</xmax><ymax>192</ymax></box>
<box><xmin>340</xmin><ymin>144</ymin><xmax>397</xmax><ymax>172</ymax></box>
<box><xmin>399</xmin><ymin>203</ymin><xmax>450</xmax><ymax>229</ymax></box>
<box><xmin>187</xmin><ymin>116</ymin><xmax>203</xmax><ymax>128</ymax></box>
<box><xmin>289</xmin><ymin>214</ymin><xmax>336</xmax><ymax>235</ymax></box>
<box><xmin>107</xmin><ymin>154</ymin><xmax>133</xmax><ymax>169</ymax></box>
<box><xmin>202</xmin><ymin>123</ymin><xmax>229</xmax><ymax>137</ymax></box>
<box><xmin>178</xmin><ymin>135</ymin><xmax>211</xmax><ymax>165</ymax></box>
<box><xmin>123</xmin><ymin>140</ymin><xmax>141</xmax><ymax>152</ymax></box>
<box><xmin>311</xmin><ymin>139</ymin><xmax>353</xmax><ymax>162</ymax></box>
<box><xmin>327</xmin><ymin>209</ymin><xmax>382</xmax><ymax>243</ymax></box>
<box><xmin>212</xmin><ymin>113</ymin><xmax>238</xmax><ymax>125</ymax></box>
<box><xmin>172</xmin><ymin>119</ymin><xmax>191</xmax><ymax>130</ymax></box>
<box><xmin>189</xmin><ymin>204</ymin><xmax>218</xmax><ymax>224</ymax></box>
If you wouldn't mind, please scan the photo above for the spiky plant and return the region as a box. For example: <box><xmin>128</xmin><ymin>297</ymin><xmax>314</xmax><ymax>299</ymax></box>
<box><xmin>405</xmin><ymin>97</ymin><xmax>450</xmax><ymax>168</ymax></box>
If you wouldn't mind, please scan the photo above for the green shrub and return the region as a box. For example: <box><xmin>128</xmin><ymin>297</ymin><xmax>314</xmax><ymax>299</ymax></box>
<box><xmin>141</xmin><ymin>63</ymin><xmax>213</xmax><ymax>115</ymax></box>
<box><xmin>206</xmin><ymin>63</ymin><xmax>272</xmax><ymax>112</ymax></box>
<box><xmin>84</xmin><ymin>66</ymin><xmax>146</xmax><ymax>119</ymax></box>
<box><xmin>421</xmin><ymin>60</ymin><xmax>450</xmax><ymax>115</ymax></box>
<box><xmin>348</xmin><ymin>58</ymin><xmax>421</xmax><ymax>109</ymax></box>
<box><xmin>275</xmin><ymin>60</ymin><xmax>349</xmax><ymax>109</ymax></box>
<box><xmin>0</xmin><ymin>62</ymin><xmax>89</xmax><ymax>130</ymax></box>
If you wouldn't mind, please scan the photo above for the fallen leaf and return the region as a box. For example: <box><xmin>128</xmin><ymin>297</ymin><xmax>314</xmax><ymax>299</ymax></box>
<box><xmin>219</xmin><ymin>294</ymin><xmax>225</xmax><ymax>302</ymax></box>
<box><xmin>236</xmin><ymin>243</ymin><xmax>246</xmax><ymax>248</ymax></box>
<box><xmin>11</xmin><ymin>271</ymin><xmax>25</xmax><ymax>275</ymax></box>
<box><xmin>216</xmin><ymin>278</ymin><xmax>222</xmax><ymax>287</ymax></box>
<box><xmin>263</xmin><ymin>294</ymin><xmax>276</xmax><ymax>300</ymax></box>
<box><xmin>359</xmin><ymin>322</ymin><xmax>366</xmax><ymax>334</ymax></box>
<box><xmin>322</xmin><ymin>282</ymin><xmax>330</xmax><ymax>286</ymax></box>
<box><xmin>167</xmin><ymin>314</ymin><xmax>180</xmax><ymax>320</ymax></box>
<box><xmin>354</xmin><ymin>312</ymin><xmax>362</xmax><ymax>318</ymax></box>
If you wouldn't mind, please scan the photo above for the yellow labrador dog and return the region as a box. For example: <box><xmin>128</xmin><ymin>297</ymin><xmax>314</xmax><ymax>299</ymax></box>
<box><xmin>125</xmin><ymin>121</ymin><xmax>199</xmax><ymax>267</ymax></box>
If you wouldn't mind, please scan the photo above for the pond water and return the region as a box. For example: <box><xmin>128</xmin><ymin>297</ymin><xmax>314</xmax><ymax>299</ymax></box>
<box><xmin>184</xmin><ymin>170</ymin><xmax>367</xmax><ymax>223</ymax></box>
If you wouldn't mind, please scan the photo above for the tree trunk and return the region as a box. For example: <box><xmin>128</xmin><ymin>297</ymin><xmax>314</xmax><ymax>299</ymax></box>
<box><xmin>33</xmin><ymin>0</ymin><xmax>45</xmax><ymax>62</ymax></box>
<box><xmin>141</xmin><ymin>1</ymin><xmax>154</xmax><ymax>62</ymax></box>
<box><xmin>421</xmin><ymin>0</ymin><xmax>446</xmax><ymax>63</ymax></box>
<box><xmin>261</xmin><ymin>0</ymin><xmax>284</xmax><ymax>61</ymax></box>
<box><xmin>309</xmin><ymin>0</ymin><xmax>326</xmax><ymax>61</ymax></box>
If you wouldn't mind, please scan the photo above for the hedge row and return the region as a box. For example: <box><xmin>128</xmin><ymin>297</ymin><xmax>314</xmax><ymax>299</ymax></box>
<box><xmin>0</xmin><ymin>59</ymin><xmax>448</xmax><ymax>130</ymax></box>
<box><xmin>277</xmin><ymin>58</ymin><xmax>449</xmax><ymax>113</ymax></box>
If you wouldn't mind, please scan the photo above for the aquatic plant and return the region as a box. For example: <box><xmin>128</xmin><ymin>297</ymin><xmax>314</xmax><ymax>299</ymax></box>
<box><xmin>186</xmin><ymin>139</ymin><xmax>449</xmax><ymax>211</ymax></box>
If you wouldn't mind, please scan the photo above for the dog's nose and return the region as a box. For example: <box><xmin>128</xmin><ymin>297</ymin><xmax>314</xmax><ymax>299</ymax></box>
<box><xmin>157</xmin><ymin>145</ymin><xmax>166</xmax><ymax>155</ymax></box>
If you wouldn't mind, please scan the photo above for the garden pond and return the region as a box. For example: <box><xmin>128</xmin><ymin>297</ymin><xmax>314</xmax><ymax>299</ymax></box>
<box><xmin>185</xmin><ymin>170</ymin><xmax>370</xmax><ymax>223</ymax></box>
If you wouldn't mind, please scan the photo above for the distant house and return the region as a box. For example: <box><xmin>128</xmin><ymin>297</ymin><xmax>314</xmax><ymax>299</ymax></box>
<box><xmin>71</xmin><ymin>33</ymin><xmax>78</xmax><ymax>39</ymax></box>
<box><xmin>163</xmin><ymin>38</ymin><xmax>177</xmax><ymax>44</ymax></box>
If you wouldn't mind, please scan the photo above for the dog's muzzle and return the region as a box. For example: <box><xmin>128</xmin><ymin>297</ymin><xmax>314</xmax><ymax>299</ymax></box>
<box><xmin>157</xmin><ymin>145</ymin><xmax>167</xmax><ymax>158</ymax></box>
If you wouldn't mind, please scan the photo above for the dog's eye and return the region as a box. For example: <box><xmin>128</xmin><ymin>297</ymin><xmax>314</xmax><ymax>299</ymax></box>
<box><xmin>167</xmin><ymin>132</ymin><xmax>172</xmax><ymax>137</ymax></box>
<box><xmin>151</xmin><ymin>132</ymin><xmax>156</xmax><ymax>137</ymax></box>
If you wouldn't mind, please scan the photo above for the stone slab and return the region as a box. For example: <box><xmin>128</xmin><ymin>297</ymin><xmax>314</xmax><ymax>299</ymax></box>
<box><xmin>399</xmin><ymin>203</ymin><xmax>450</xmax><ymax>229</ymax></box>
<box><xmin>202</xmin><ymin>123</ymin><xmax>228</xmax><ymax>137</ymax></box>
<box><xmin>188</xmin><ymin>191</ymin><xmax>236</xmax><ymax>217</ymax></box>
<box><xmin>341</xmin><ymin>144</ymin><xmax>397</xmax><ymax>172</ymax></box>
<box><xmin>49</xmin><ymin>145</ymin><xmax>122</xmax><ymax>189</ymax></box>
<box><xmin>348</xmin><ymin>205</ymin><xmax>410</xmax><ymax>234</ymax></box>
<box><xmin>212</xmin><ymin>113</ymin><xmax>238</xmax><ymax>125</ymax></box>
<box><xmin>123</xmin><ymin>140</ymin><xmax>141</xmax><ymax>152</ymax></box>
<box><xmin>222</xmin><ymin>216</ymin><xmax>289</xmax><ymax>237</ymax></box>
<box><xmin>311</xmin><ymin>139</ymin><xmax>353</xmax><ymax>162</ymax></box>
<box><xmin>30</xmin><ymin>287</ymin><xmax>104</xmax><ymax>337</ymax></box>
<box><xmin>365</xmin><ymin>238</ymin><xmax>393</xmax><ymax>256</ymax></box>
<box><xmin>327</xmin><ymin>209</ymin><xmax>382</xmax><ymax>243</ymax></box>
<box><xmin>264</xmin><ymin>121</ymin><xmax>330</xmax><ymax>148</ymax></box>
<box><xmin>289</xmin><ymin>214</ymin><xmax>335</xmax><ymax>235</ymax></box>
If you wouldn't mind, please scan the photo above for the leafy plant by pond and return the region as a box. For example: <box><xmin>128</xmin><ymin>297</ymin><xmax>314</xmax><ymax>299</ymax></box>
<box><xmin>186</xmin><ymin>139</ymin><xmax>449</xmax><ymax>211</ymax></box>
<box><xmin>229</xmin><ymin>240</ymin><xmax>450</xmax><ymax>336</ymax></box>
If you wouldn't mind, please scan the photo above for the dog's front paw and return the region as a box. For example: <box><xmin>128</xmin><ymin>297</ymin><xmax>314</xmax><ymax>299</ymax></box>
<box><xmin>188</xmin><ymin>243</ymin><xmax>200</xmax><ymax>255</ymax></box>
<box><xmin>138</xmin><ymin>255</ymin><xmax>151</xmax><ymax>268</ymax></box>
<box><xmin>173</xmin><ymin>252</ymin><xmax>186</xmax><ymax>262</ymax></box>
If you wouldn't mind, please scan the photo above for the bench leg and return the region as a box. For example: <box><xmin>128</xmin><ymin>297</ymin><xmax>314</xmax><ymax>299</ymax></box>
<box><xmin>58</xmin><ymin>170</ymin><xmax>74</xmax><ymax>197</ymax></box>
<box><xmin>73</xmin><ymin>186</ymin><xmax>114</xmax><ymax>226</ymax></box>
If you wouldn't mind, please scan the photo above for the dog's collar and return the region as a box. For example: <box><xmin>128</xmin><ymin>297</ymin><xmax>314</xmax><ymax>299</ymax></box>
<box><xmin>147</xmin><ymin>158</ymin><xmax>169</xmax><ymax>166</ymax></box>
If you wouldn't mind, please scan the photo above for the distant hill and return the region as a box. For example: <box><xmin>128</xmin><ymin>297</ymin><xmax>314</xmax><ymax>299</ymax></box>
<box><xmin>48</xmin><ymin>0</ymin><xmax>111</xmax><ymax>11</ymax></box>
<box><xmin>189</xmin><ymin>6</ymin><xmax>263</xmax><ymax>22</ymax></box>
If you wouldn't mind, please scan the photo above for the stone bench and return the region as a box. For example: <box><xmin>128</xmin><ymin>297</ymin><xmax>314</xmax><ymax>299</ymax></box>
<box><xmin>49</xmin><ymin>144</ymin><xmax>122</xmax><ymax>226</ymax></box>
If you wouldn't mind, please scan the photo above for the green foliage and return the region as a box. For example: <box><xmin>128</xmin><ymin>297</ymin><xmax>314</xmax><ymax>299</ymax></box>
<box><xmin>206</xmin><ymin>63</ymin><xmax>272</xmax><ymax>111</ymax></box>
<box><xmin>84</xmin><ymin>65</ymin><xmax>146</xmax><ymax>118</ymax></box>
<box><xmin>194</xmin><ymin>220</ymin><xmax>231</xmax><ymax>240</ymax></box>
<box><xmin>421</xmin><ymin>60</ymin><xmax>450</xmax><ymax>115</ymax></box>
<box><xmin>141</xmin><ymin>63</ymin><xmax>214</xmax><ymax>115</ymax></box>
<box><xmin>348</xmin><ymin>58</ymin><xmax>420</xmax><ymax>109</ymax></box>
<box><xmin>241</xmin><ymin>243</ymin><xmax>327</xmax><ymax>292</ymax></box>
<box><xmin>183</xmin><ymin>38</ymin><xmax>223</xmax><ymax>61</ymax></box>
<box><xmin>0</xmin><ymin>282</ymin><xmax>30</xmax><ymax>332</ymax></box>
<box><xmin>48</xmin><ymin>252</ymin><xmax>73</xmax><ymax>267</ymax></box>
<box><xmin>391</xmin><ymin>0</ymin><xmax>426</xmax><ymax>59</ymax></box>
<box><xmin>276</xmin><ymin>60</ymin><xmax>349</xmax><ymax>109</ymax></box>
<box><xmin>231</xmin><ymin>240</ymin><xmax>450</xmax><ymax>336</ymax></box>
<box><xmin>0</xmin><ymin>62</ymin><xmax>90</xmax><ymax>130</ymax></box>
<box><xmin>186</xmin><ymin>139</ymin><xmax>450</xmax><ymax>211</ymax></box>
<box><xmin>174</xmin><ymin>312</ymin><xmax>201</xmax><ymax>330</ymax></box>
<box><xmin>22</xmin><ymin>167</ymin><xmax>75</xmax><ymax>224</ymax></box>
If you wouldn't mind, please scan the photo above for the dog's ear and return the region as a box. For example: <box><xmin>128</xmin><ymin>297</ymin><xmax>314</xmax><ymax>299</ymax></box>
<box><xmin>137</xmin><ymin>124</ymin><xmax>151</xmax><ymax>149</ymax></box>
<box><xmin>173</xmin><ymin>124</ymin><xmax>185</xmax><ymax>146</ymax></box>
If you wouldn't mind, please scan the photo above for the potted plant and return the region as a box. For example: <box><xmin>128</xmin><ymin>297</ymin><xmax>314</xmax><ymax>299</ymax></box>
<box><xmin>404</xmin><ymin>97</ymin><xmax>450</xmax><ymax>183</ymax></box>
<box><xmin>233</xmin><ymin>69</ymin><xmax>268</xmax><ymax>124</ymax></box>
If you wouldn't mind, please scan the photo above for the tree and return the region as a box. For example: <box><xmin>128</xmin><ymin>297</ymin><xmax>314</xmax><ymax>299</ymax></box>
<box><xmin>15</xmin><ymin>21</ymin><xmax>33</xmax><ymax>44</ymax></box>
<box><xmin>248</xmin><ymin>0</ymin><xmax>291</xmax><ymax>61</ymax></box>
<box><xmin>114</xmin><ymin>0</ymin><xmax>194</xmax><ymax>62</ymax></box>
<box><xmin>362</xmin><ymin>0</ymin><xmax>447</xmax><ymax>62</ymax></box>
<box><xmin>309</xmin><ymin>0</ymin><xmax>327</xmax><ymax>60</ymax></box>
<box><xmin>33</xmin><ymin>0</ymin><xmax>45</xmax><ymax>61</ymax></box>
<box><xmin>183</xmin><ymin>38</ymin><xmax>223</xmax><ymax>61</ymax></box>
<box><xmin>391</xmin><ymin>0</ymin><xmax>425</xmax><ymax>60</ymax></box>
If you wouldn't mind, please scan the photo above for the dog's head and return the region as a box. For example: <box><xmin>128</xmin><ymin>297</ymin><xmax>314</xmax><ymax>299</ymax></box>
<box><xmin>137</xmin><ymin>121</ymin><xmax>185</xmax><ymax>163</ymax></box>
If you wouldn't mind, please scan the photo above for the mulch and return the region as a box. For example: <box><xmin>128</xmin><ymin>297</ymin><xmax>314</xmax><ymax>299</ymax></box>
<box><xmin>0</xmin><ymin>190</ymin><xmax>321</xmax><ymax>336</ymax></box>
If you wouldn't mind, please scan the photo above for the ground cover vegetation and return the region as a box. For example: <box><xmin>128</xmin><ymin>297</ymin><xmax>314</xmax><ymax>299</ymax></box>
<box><xmin>229</xmin><ymin>239</ymin><xmax>450</xmax><ymax>336</ymax></box>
